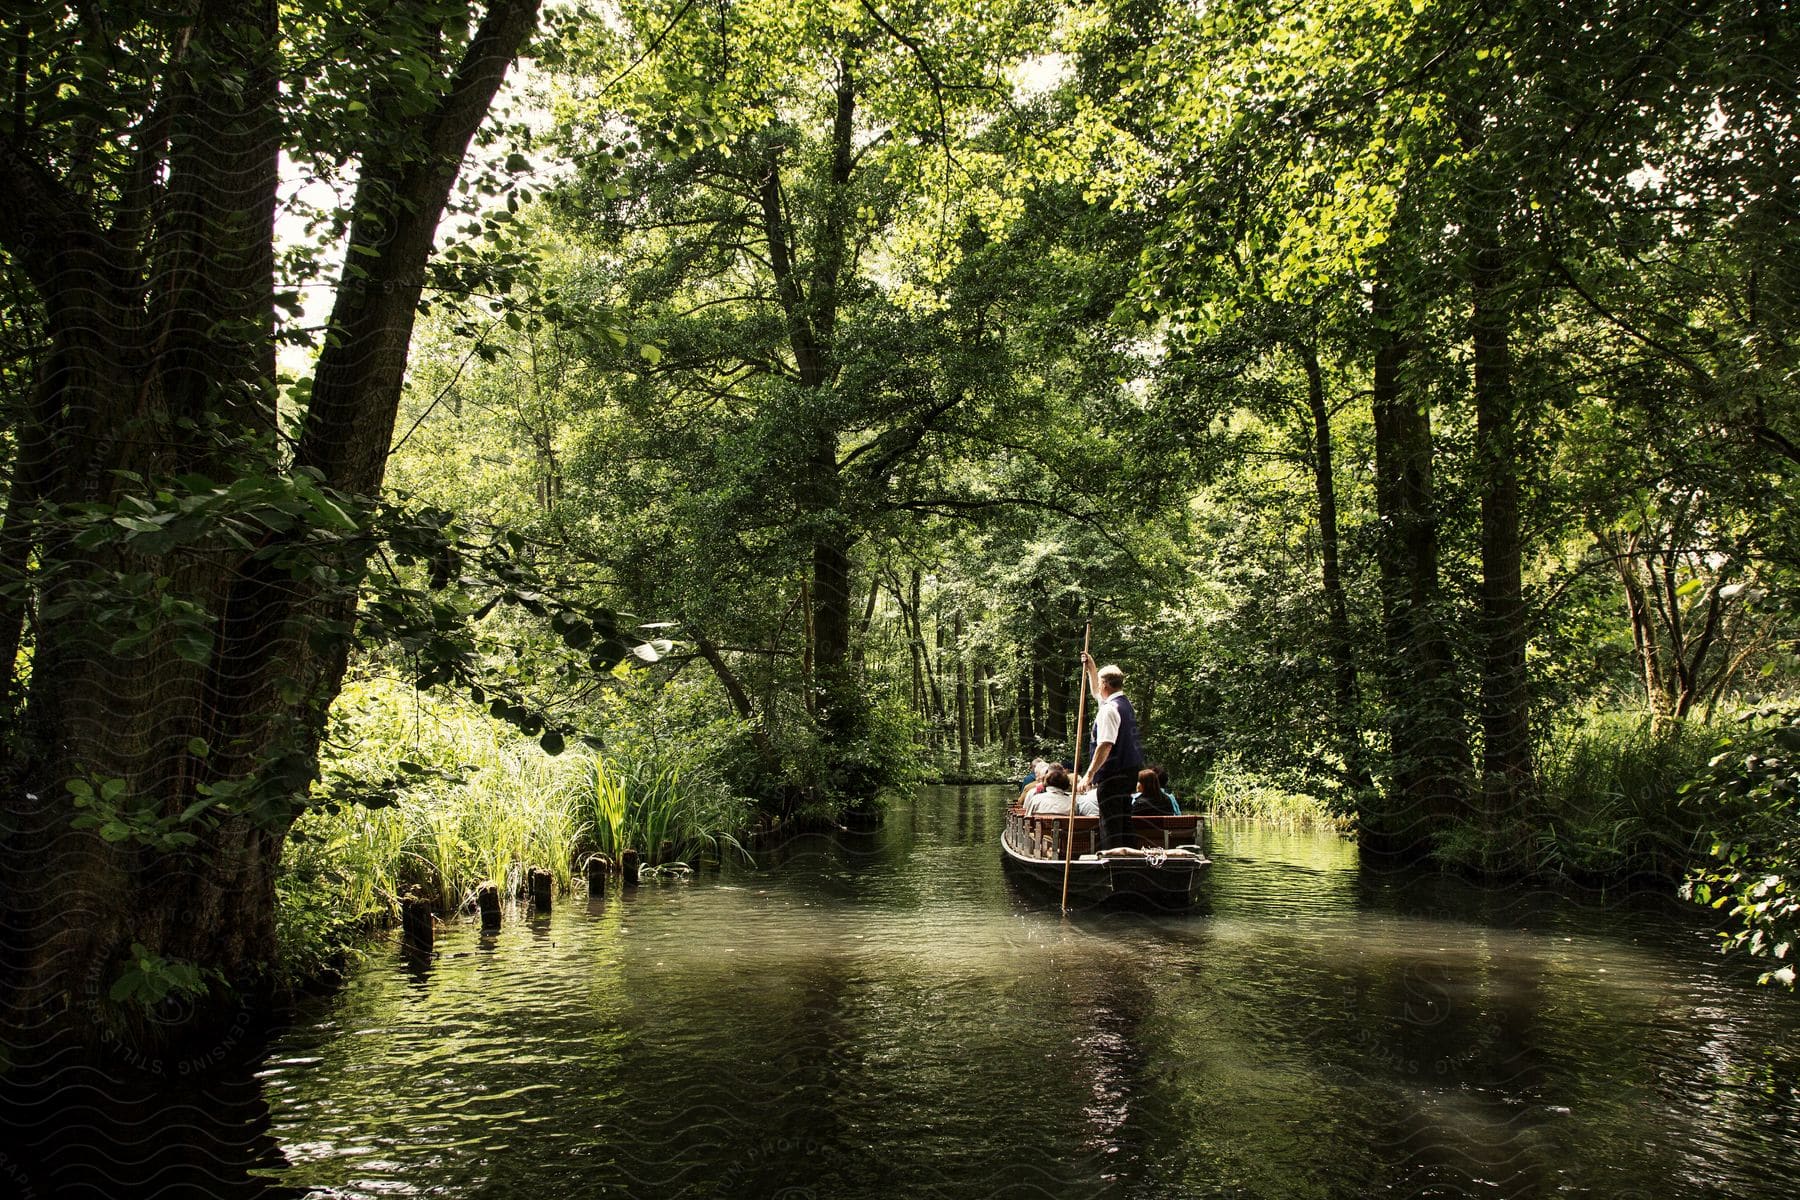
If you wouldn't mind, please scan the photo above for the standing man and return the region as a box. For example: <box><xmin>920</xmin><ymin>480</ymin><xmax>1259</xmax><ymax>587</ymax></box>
<box><xmin>1076</xmin><ymin>652</ymin><xmax>1144</xmax><ymax>851</ymax></box>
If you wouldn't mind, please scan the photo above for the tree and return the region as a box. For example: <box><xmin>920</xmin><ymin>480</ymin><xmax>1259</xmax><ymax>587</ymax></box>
<box><xmin>540</xmin><ymin>0</ymin><xmax>1055</xmax><ymax>801</ymax></box>
<box><xmin>0</xmin><ymin>0</ymin><xmax>543</xmax><ymax>1049</ymax></box>
<box><xmin>1070</xmin><ymin>0</ymin><xmax>1799</xmax><ymax>868</ymax></box>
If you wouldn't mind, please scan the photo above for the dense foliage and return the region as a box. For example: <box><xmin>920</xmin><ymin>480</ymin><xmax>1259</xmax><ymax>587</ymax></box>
<box><xmin>2</xmin><ymin>0</ymin><xmax>1797</xmax><ymax>1048</ymax></box>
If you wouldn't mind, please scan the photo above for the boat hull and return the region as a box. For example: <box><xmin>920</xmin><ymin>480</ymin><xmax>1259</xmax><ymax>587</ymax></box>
<box><xmin>1001</xmin><ymin>809</ymin><xmax>1208</xmax><ymax>908</ymax></box>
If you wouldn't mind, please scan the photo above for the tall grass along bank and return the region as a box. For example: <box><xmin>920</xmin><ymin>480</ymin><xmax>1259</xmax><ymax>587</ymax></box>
<box><xmin>275</xmin><ymin>679</ymin><xmax>752</xmax><ymax>982</ymax></box>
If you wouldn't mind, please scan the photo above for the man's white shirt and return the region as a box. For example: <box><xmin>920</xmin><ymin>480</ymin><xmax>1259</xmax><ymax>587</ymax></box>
<box><xmin>1093</xmin><ymin>693</ymin><xmax>1121</xmax><ymax>748</ymax></box>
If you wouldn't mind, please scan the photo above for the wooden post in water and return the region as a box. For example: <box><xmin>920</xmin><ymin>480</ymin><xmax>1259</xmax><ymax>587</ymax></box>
<box><xmin>401</xmin><ymin>895</ymin><xmax>433</xmax><ymax>956</ymax></box>
<box><xmin>529</xmin><ymin>867</ymin><xmax>552</xmax><ymax>912</ymax></box>
<box><xmin>477</xmin><ymin>881</ymin><xmax>502</xmax><ymax>931</ymax></box>
<box><xmin>586</xmin><ymin>857</ymin><xmax>608</xmax><ymax>898</ymax></box>
<box><xmin>1060</xmin><ymin>623</ymin><xmax>1093</xmax><ymax>914</ymax></box>
<box><xmin>622</xmin><ymin>848</ymin><xmax>641</xmax><ymax>887</ymax></box>
<box><xmin>658</xmin><ymin>839</ymin><xmax>674</xmax><ymax>866</ymax></box>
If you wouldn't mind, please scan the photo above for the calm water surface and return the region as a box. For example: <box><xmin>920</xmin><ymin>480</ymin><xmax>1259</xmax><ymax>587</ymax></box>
<box><xmin>252</xmin><ymin>785</ymin><xmax>1800</xmax><ymax>1199</ymax></box>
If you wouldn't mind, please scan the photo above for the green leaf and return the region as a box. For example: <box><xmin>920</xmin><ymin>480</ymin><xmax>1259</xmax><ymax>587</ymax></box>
<box><xmin>174</xmin><ymin>631</ymin><xmax>214</xmax><ymax>664</ymax></box>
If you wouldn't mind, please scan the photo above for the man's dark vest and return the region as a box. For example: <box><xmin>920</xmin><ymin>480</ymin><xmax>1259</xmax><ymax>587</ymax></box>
<box><xmin>1092</xmin><ymin>693</ymin><xmax>1144</xmax><ymax>784</ymax></box>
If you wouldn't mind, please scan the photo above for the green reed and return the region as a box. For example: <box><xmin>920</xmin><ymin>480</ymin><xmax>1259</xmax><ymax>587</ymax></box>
<box><xmin>1531</xmin><ymin>710</ymin><xmax>1722</xmax><ymax>882</ymax></box>
<box><xmin>1194</xmin><ymin>755</ymin><xmax>1351</xmax><ymax>830</ymax></box>
<box><xmin>276</xmin><ymin>680</ymin><xmax>753</xmax><ymax>981</ymax></box>
<box><xmin>567</xmin><ymin>755</ymin><xmax>750</xmax><ymax>867</ymax></box>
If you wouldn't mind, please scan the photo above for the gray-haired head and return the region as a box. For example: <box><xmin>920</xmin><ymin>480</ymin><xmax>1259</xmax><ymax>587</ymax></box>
<box><xmin>1098</xmin><ymin>664</ymin><xmax>1125</xmax><ymax>692</ymax></box>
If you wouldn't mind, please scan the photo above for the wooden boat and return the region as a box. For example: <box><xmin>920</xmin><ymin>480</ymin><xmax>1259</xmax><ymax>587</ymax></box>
<box><xmin>1001</xmin><ymin>804</ymin><xmax>1210</xmax><ymax>907</ymax></box>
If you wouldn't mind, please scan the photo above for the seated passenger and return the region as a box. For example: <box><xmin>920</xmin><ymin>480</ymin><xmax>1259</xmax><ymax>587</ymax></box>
<box><xmin>1017</xmin><ymin>758</ymin><xmax>1051</xmax><ymax>807</ymax></box>
<box><xmin>1147</xmin><ymin>762</ymin><xmax>1180</xmax><ymax>812</ymax></box>
<box><xmin>1130</xmin><ymin>767</ymin><xmax>1179</xmax><ymax>815</ymax></box>
<box><xmin>1025</xmin><ymin>765</ymin><xmax>1100</xmax><ymax>817</ymax></box>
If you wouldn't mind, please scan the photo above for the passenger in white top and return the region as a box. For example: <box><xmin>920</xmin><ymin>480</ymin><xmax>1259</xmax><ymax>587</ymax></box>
<box><xmin>1016</xmin><ymin>757</ymin><xmax>1051</xmax><ymax>808</ymax></box>
<box><xmin>1024</xmin><ymin>764</ymin><xmax>1100</xmax><ymax>817</ymax></box>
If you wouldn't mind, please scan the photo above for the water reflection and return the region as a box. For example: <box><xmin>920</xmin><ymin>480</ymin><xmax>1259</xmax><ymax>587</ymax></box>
<box><xmin>251</xmin><ymin>785</ymin><xmax>1800</xmax><ymax>1197</ymax></box>
<box><xmin>16</xmin><ymin>784</ymin><xmax>1795</xmax><ymax>1198</ymax></box>
<box><xmin>0</xmin><ymin>1047</ymin><xmax>301</xmax><ymax>1199</ymax></box>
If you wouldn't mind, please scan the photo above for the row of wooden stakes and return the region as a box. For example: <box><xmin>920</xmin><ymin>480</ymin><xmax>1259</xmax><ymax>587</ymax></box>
<box><xmin>398</xmin><ymin>849</ymin><xmax>647</xmax><ymax>957</ymax></box>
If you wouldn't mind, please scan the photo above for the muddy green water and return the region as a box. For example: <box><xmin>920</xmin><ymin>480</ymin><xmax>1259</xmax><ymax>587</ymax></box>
<box><xmin>254</xmin><ymin>785</ymin><xmax>1800</xmax><ymax>1199</ymax></box>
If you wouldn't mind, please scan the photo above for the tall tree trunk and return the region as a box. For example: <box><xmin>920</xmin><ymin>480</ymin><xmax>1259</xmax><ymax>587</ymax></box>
<box><xmin>1369</xmin><ymin>272</ymin><xmax>1469</xmax><ymax>862</ymax></box>
<box><xmin>909</xmin><ymin>627</ymin><xmax>925</xmax><ymax>719</ymax></box>
<box><xmin>851</xmin><ymin>577</ymin><xmax>878</xmax><ymax>671</ymax></box>
<box><xmin>807</xmin><ymin>498</ymin><xmax>851</xmax><ymax>709</ymax></box>
<box><xmin>0</xmin><ymin>0</ymin><xmax>542</xmax><ymax>1051</ymax></box>
<box><xmin>893</xmin><ymin>573</ymin><xmax>925</xmax><ymax>720</ymax></box>
<box><xmin>1016</xmin><ymin>647</ymin><xmax>1035</xmax><ymax>751</ymax></box>
<box><xmin>932</xmin><ymin>607</ymin><xmax>949</xmax><ymax>745</ymax></box>
<box><xmin>971</xmin><ymin>658</ymin><xmax>988</xmax><ymax>747</ymax></box>
<box><xmin>917</xmin><ymin>573</ymin><xmax>944</xmax><ymax>725</ymax></box>
<box><xmin>801</xmin><ymin>578</ymin><xmax>817</xmax><ymax>716</ymax></box>
<box><xmin>762</xmin><ymin>59</ymin><xmax>863</xmax><ymax>783</ymax></box>
<box><xmin>1038</xmin><ymin>628</ymin><xmax>1068</xmax><ymax>745</ymax></box>
<box><xmin>1470</xmin><ymin>225</ymin><xmax>1533</xmax><ymax>847</ymax></box>
<box><xmin>1030</xmin><ymin>657</ymin><xmax>1043</xmax><ymax>746</ymax></box>
<box><xmin>954</xmin><ymin>612</ymin><xmax>971</xmax><ymax>776</ymax></box>
<box><xmin>1</xmin><ymin>0</ymin><xmax>289</xmax><ymax>1046</ymax></box>
<box><xmin>1601</xmin><ymin>530</ymin><xmax>1672</xmax><ymax>726</ymax></box>
<box><xmin>1296</xmin><ymin>335</ymin><xmax>1365</xmax><ymax>787</ymax></box>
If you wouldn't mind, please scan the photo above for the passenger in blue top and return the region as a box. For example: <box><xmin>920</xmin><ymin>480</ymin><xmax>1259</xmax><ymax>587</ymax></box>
<box><xmin>1130</xmin><ymin>767</ymin><xmax>1179</xmax><ymax>815</ymax></box>
<box><xmin>1076</xmin><ymin>652</ymin><xmax>1144</xmax><ymax>850</ymax></box>
<box><xmin>1148</xmin><ymin>762</ymin><xmax>1179</xmax><ymax>813</ymax></box>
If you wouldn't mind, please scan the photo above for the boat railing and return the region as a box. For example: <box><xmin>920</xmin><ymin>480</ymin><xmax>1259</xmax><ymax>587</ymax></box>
<box><xmin>1006</xmin><ymin>808</ymin><xmax>1204</xmax><ymax>859</ymax></box>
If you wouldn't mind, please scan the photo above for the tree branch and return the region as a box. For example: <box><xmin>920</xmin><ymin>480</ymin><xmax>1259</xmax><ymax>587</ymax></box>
<box><xmin>298</xmin><ymin>0</ymin><xmax>543</xmax><ymax>492</ymax></box>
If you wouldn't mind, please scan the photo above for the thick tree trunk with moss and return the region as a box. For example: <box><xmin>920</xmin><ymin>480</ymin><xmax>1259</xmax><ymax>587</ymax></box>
<box><xmin>0</xmin><ymin>0</ymin><xmax>541</xmax><ymax>1053</ymax></box>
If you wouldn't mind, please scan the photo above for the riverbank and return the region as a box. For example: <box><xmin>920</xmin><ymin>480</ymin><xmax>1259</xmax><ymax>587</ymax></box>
<box><xmin>282</xmin><ymin>688</ymin><xmax>1789</xmax><ymax>995</ymax></box>
<box><xmin>230</xmin><ymin>789</ymin><xmax>1800</xmax><ymax>1197</ymax></box>
<box><xmin>277</xmin><ymin>678</ymin><xmax>755</xmax><ymax>985</ymax></box>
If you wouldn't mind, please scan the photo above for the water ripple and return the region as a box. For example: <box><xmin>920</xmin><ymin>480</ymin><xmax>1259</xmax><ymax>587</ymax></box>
<box><xmin>240</xmin><ymin>786</ymin><xmax>1800</xmax><ymax>1199</ymax></box>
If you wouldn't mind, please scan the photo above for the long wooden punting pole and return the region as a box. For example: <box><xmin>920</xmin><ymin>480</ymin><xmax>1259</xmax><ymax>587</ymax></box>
<box><xmin>1060</xmin><ymin>622</ymin><xmax>1093</xmax><ymax>913</ymax></box>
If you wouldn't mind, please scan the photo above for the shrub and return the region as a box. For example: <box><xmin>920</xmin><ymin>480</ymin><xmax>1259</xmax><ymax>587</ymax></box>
<box><xmin>1194</xmin><ymin>754</ymin><xmax>1349</xmax><ymax>829</ymax></box>
<box><xmin>276</xmin><ymin>676</ymin><xmax>756</xmax><ymax>979</ymax></box>
<box><xmin>1531</xmin><ymin>712</ymin><xmax>1720</xmax><ymax>881</ymax></box>
<box><xmin>1681</xmin><ymin>704</ymin><xmax>1800</xmax><ymax>988</ymax></box>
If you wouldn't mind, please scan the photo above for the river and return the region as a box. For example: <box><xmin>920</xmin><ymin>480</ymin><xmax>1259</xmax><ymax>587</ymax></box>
<box><xmin>9</xmin><ymin>784</ymin><xmax>1800</xmax><ymax>1197</ymax></box>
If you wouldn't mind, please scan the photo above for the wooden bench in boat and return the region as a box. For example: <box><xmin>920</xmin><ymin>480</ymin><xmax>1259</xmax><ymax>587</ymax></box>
<box><xmin>1006</xmin><ymin>807</ymin><xmax>1203</xmax><ymax>860</ymax></box>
